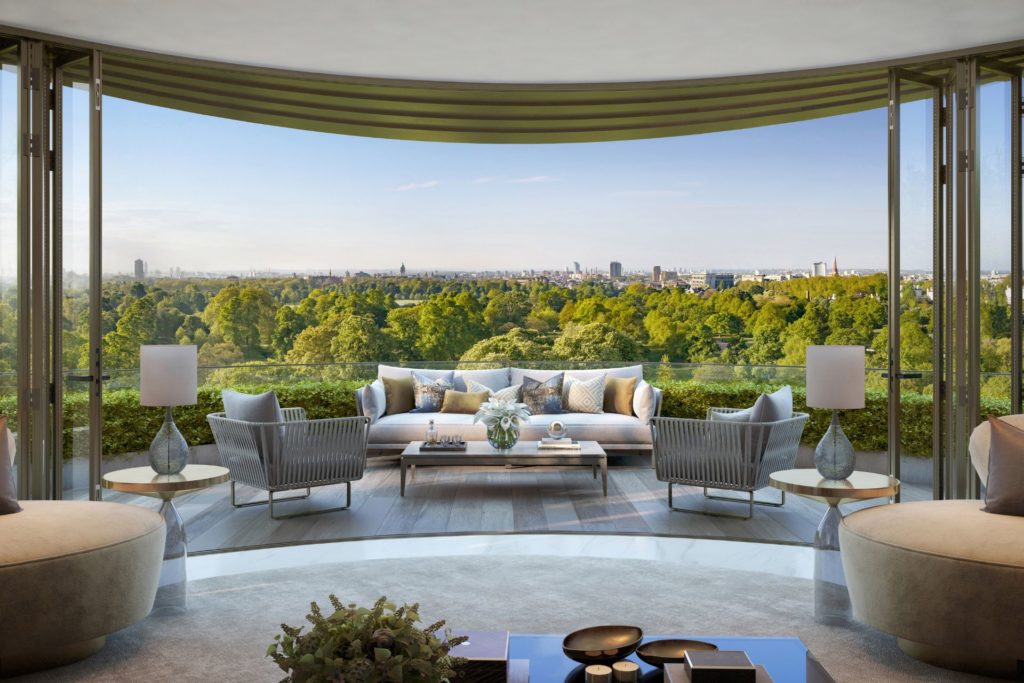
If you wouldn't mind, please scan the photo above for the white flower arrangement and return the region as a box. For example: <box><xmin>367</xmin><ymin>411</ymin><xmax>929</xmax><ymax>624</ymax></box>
<box><xmin>473</xmin><ymin>398</ymin><xmax>531</xmax><ymax>431</ymax></box>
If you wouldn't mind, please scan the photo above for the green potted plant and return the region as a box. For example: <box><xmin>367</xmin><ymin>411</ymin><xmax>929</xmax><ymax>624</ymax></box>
<box><xmin>268</xmin><ymin>595</ymin><xmax>467</xmax><ymax>682</ymax></box>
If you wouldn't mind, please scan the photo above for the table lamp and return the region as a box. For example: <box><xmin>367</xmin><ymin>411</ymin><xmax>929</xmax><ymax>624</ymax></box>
<box><xmin>141</xmin><ymin>345</ymin><xmax>198</xmax><ymax>475</ymax></box>
<box><xmin>806</xmin><ymin>345</ymin><xmax>865</xmax><ymax>480</ymax></box>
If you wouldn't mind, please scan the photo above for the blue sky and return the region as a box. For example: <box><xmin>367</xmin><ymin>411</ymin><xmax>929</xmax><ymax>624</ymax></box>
<box><xmin>46</xmin><ymin>78</ymin><xmax>1011</xmax><ymax>276</ymax></box>
<box><xmin>98</xmin><ymin>97</ymin><xmax>893</xmax><ymax>275</ymax></box>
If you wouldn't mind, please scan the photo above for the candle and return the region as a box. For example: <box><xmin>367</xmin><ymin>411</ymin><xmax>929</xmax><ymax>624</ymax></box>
<box><xmin>612</xmin><ymin>661</ymin><xmax>640</xmax><ymax>682</ymax></box>
<box><xmin>585</xmin><ymin>664</ymin><xmax>613</xmax><ymax>683</ymax></box>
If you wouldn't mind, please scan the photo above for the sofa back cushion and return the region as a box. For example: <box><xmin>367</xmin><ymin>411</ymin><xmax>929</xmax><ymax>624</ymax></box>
<box><xmin>467</xmin><ymin>379</ymin><xmax>521</xmax><ymax>402</ymax></box>
<box><xmin>984</xmin><ymin>416</ymin><xmax>1024</xmax><ymax>517</ymax></box>
<box><xmin>511</xmin><ymin>364</ymin><xmax>643</xmax><ymax>387</ymax></box>
<box><xmin>453</xmin><ymin>367</ymin><xmax>510</xmax><ymax>392</ymax></box>
<box><xmin>378</xmin><ymin>364</ymin><xmax>451</xmax><ymax>382</ymax></box>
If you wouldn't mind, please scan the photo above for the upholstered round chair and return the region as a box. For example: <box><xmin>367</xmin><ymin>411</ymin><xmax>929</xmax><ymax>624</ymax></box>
<box><xmin>839</xmin><ymin>420</ymin><xmax>1024</xmax><ymax>679</ymax></box>
<box><xmin>0</xmin><ymin>500</ymin><xmax>165</xmax><ymax>677</ymax></box>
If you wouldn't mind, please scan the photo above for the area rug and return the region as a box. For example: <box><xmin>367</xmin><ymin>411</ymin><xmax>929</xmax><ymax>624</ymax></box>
<box><xmin>14</xmin><ymin>555</ymin><xmax>998</xmax><ymax>682</ymax></box>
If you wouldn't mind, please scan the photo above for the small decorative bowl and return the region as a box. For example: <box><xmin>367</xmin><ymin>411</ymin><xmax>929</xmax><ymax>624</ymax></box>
<box><xmin>635</xmin><ymin>639</ymin><xmax>718</xmax><ymax>669</ymax></box>
<box><xmin>562</xmin><ymin>625</ymin><xmax>644</xmax><ymax>666</ymax></box>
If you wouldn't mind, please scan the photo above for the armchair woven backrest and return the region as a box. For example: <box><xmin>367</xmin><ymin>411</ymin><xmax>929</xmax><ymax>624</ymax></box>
<box><xmin>207</xmin><ymin>412</ymin><xmax>371</xmax><ymax>491</ymax></box>
<box><xmin>651</xmin><ymin>412</ymin><xmax>809</xmax><ymax>492</ymax></box>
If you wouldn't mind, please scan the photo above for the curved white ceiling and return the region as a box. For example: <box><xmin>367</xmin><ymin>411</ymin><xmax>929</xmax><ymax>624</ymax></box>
<box><xmin>2</xmin><ymin>0</ymin><xmax>1023</xmax><ymax>83</ymax></box>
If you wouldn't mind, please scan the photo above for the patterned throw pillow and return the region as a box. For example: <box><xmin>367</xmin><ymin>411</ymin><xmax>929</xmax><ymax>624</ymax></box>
<box><xmin>466</xmin><ymin>379</ymin><xmax>521</xmax><ymax>402</ymax></box>
<box><xmin>522</xmin><ymin>374</ymin><xmax>564</xmax><ymax>415</ymax></box>
<box><xmin>412</xmin><ymin>371</ymin><xmax>454</xmax><ymax>412</ymax></box>
<box><xmin>565</xmin><ymin>375</ymin><xmax>605</xmax><ymax>414</ymax></box>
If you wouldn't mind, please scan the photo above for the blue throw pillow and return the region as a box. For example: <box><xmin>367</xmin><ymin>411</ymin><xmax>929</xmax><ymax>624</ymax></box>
<box><xmin>522</xmin><ymin>374</ymin><xmax>564</xmax><ymax>415</ymax></box>
<box><xmin>412</xmin><ymin>371</ymin><xmax>454</xmax><ymax>413</ymax></box>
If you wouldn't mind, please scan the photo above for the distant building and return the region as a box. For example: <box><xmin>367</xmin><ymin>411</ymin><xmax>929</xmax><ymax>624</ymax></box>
<box><xmin>400</xmin><ymin>262</ymin><xmax>406</xmax><ymax>276</ymax></box>
<box><xmin>811</xmin><ymin>261</ymin><xmax>828</xmax><ymax>277</ymax></box>
<box><xmin>573</xmin><ymin>261</ymin><xmax>581</xmax><ymax>274</ymax></box>
<box><xmin>133</xmin><ymin>259</ymin><xmax>145</xmax><ymax>281</ymax></box>
<box><xmin>652</xmin><ymin>265</ymin><xmax>662</xmax><ymax>284</ymax></box>
<box><xmin>706</xmin><ymin>272</ymin><xmax>735</xmax><ymax>290</ymax></box>
<box><xmin>662</xmin><ymin>270</ymin><xmax>678</xmax><ymax>282</ymax></box>
<box><xmin>690</xmin><ymin>271</ymin><xmax>707</xmax><ymax>289</ymax></box>
<box><xmin>833</xmin><ymin>257</ymin><xmax>839</xmax><ymax>276</ymax></box>
<box><xmin>609</xmin><ymin>261</ymin><xmax>623</xmax><ymax>279</ymax></box>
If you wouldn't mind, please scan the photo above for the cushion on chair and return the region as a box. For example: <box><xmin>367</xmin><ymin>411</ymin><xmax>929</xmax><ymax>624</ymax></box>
<box><xmin>983</xmin><ymin>416</ymin><xmax>1024</xmax><ymax>517</ymax></box>
<box><xmin>968</xmin><ymin>414</ymin><xmax>1024</xmax><ymax>487</ymax></box>
<box><xmin>223</xmin><ymin>390</ymin><xmax>284</xmax><ymax>423</ymax></box>
<box><xmin>0</xmin><ymin>417</ymin><xmax>19</xmax><ymax>515</ymax></box>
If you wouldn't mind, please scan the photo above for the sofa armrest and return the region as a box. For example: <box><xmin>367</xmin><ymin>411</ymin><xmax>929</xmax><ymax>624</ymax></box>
<box><xmin>652</xmin><ymin>386</ymin><xmax>664</xmax><ymax>418</ymax></box>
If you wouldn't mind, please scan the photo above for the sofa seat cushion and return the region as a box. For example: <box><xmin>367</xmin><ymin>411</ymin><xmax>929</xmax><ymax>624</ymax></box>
<box><xmin>841</xmin><ymin>499</ymin><xmax>1024</xmax><ymax>568</ymax></box>
<box><xmin>369</xmin><ymin>412</ymin><xmax>651</xmax><ymax>445</ymax></box>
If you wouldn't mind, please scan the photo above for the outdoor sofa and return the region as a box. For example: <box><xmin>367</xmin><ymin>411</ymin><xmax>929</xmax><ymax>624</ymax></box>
<box><xmin>354</xmin><ymin>364</ymin><xmax>662</xmax><ymax>455</ymax></box>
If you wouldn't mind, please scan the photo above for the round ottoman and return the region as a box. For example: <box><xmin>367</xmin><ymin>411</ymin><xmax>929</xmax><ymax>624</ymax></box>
<box><xmin>840</xmin><ymin>500</ymin><xmax>1024</xmax><ymax>678</ymax></box>
<box><xmin>0</xmin><ymin>501</ymin><xmax>165</xmax><ymax>677</ymax></box>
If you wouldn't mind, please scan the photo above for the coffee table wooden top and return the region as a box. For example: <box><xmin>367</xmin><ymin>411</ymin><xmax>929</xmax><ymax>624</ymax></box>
<box><xmin>402</xmin><ymin>440</ymin><xmax>605</xmax><ymax>459</ymax></box>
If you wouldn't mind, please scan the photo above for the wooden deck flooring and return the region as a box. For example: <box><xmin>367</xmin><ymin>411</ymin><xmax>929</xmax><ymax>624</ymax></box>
<box><xmin>102</xmin><ymin>454</ymin><xmax>930</xmax><ymax>554</ymax></box>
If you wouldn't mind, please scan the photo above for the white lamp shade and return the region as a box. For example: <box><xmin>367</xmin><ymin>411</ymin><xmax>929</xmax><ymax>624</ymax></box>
<box><xmin>140</xmin><ymin>345</ymin><xmax>198</xmax><ymax>407</ymax></box>
<box><xmin>805</xmin><ymin>345</ymin><xmax>865</xmax><ymax>410</ymax></box>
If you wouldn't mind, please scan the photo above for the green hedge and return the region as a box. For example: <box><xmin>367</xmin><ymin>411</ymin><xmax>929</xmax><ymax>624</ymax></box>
<box><xmin>2</xmin><ymin>379</ymin><xmax>1012</xmax><ymax>460</ymax></box>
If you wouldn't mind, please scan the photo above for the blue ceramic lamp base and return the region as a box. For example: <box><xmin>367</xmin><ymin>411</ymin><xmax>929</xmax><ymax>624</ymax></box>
<box><xmin>814</xmin><ymin>410</ymin><xmax>855</xmax><ymax>480</ymax></box>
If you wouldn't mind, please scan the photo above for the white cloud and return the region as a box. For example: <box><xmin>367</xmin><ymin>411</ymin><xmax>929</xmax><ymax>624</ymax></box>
<box><xmin>507</xmin><ymin>175</ymin><xmax>558</xmax><ymax>184</ymax></box>
<box><xmin>392</xmin><ymin>180</ymin><xmax>440</xmax><ymax>192</ymax></box>
<box><xmin>470</xmin><ymin>177</ymin><xmax>496</xmax><ymax>184</ymax></box>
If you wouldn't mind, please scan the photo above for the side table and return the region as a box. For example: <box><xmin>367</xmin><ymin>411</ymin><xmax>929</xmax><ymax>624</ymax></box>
<box><xmin>102</xmin><ymin>464</ymin><xmax>229</xmax><ymax>615</ymax></box>
<box><xmin>769</xmin><ymin>469</ymin><xmax>899</xmax><ymax>625</ymax></box>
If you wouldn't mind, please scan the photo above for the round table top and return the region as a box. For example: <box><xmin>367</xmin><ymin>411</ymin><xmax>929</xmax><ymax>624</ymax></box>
<box><xmin>769</xmin><ymin>468</ymin><xmax>899</xmax><ymax>504</ymax></box>
<box><xmin>102</xmin><ymin>464</ymin><xmax>229</xmax><ymax>496</ymax></box>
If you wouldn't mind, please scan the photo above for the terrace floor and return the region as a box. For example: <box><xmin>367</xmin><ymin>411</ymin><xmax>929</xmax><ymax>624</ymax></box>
<box><xmin>101</xmin><ymin>449</ymin><xmax>931</xmax><ymax>554</ymax></box>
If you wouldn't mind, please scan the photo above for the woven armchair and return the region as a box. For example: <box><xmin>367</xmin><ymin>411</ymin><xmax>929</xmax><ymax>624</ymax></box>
<box><xmin>207</xmin><ymin>408</ymin><xmax>370</xmax><ymax>520</ymax></box>
<box><xmin>651</xmin><ymin>408</ymin><xmax>809</xmax><ymax>519</ymax></box>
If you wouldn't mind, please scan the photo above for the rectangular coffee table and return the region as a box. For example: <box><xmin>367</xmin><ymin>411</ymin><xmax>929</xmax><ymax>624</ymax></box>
<box><xmin>400</xmin><ymin>440</ymin><xmax>607</xmax><ymax>497</ymax></box>
<box><xmin>506</xmin><ymin>634</ymin><xmax>835</xmax><ymax>683</ymax></box>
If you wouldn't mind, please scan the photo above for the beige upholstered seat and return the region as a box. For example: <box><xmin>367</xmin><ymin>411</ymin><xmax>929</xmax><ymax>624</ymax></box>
<box><xmin>0</xmin><ymin>501</ymin><xmax>165</xmax><ymax>677</ymax></box>
<box><xmin>840</xmin><ymin>499</ymin><xmax>1024</xmax><ymax>678</ymax></box>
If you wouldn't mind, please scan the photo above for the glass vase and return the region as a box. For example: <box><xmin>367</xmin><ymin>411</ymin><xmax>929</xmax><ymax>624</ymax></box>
<box><xmin>487</xmin><ymin>424</ymin><xmax>519</xmax><ymax>450</ymax></box>
<box><xmin>149</xmin><ymin>407</ymin><xmax>189</xmax><ymax>475</ymax></box>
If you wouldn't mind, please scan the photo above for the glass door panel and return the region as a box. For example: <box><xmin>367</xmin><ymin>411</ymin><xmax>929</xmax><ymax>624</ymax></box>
<box><xmin>0</xmin><ymin>51</ymin><xmax>17</xmax><ymax>485</ymax></box>
<box><xmin>976</xmin><ymin>71</ymin><xmax>1013</xmax><ymax>417</ymax></box>
<box><xmin>56</xmin><ymin>63</ymin><xmax>94</xmax><ymax>499</ymax></box>
<box><xmin>889</xmin><ymin>70</ymin><xmax>944</xmax><ymax>500</ymax></box>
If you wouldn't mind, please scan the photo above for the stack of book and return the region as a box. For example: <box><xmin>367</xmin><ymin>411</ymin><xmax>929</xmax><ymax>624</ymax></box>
<box><xmin>538</xmin><ymin>437</ymin><xmax>581</xmax><ymax>450</ymax></box>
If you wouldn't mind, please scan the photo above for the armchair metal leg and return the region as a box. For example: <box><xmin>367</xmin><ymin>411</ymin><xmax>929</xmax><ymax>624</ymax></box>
<box><xmin>269</xmin><ymin>481</ymin><xmax>352</xmax><ymax>520</ymax></box>
<box><xmin>230</xmin><ymin>481</ymin><xmax>311</xmax><ymax>508</ymax></box>
<box><xmin>667</xmin><ymin>483</ymin><xmax>754</xmax><ymax>520</ymax></box>
<box><xmin>703</xmin><ymin>487</ymin><xmax>786</xmax><ymax>507</ymax></box>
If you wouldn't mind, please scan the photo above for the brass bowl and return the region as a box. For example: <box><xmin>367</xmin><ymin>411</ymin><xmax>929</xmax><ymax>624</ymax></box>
<box><xmin>635</xmin><ymin>639</ymin><xmax>718</xmax><ymax>668</ymax></box>
<box><xmin>562</xmin><ymin>625</ymin><xmax>644</xmax><ymax>666</ymax></box>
